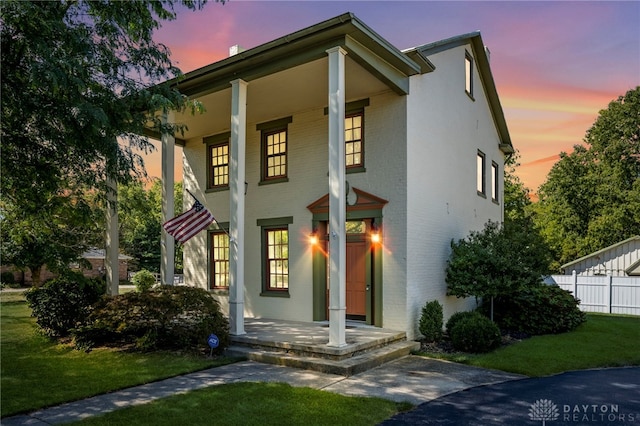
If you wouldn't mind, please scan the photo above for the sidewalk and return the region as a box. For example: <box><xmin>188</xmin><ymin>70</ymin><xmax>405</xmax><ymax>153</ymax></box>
<box><xmin>2</xmin><ymin>356</ymin><xmax>524</xmax><ymax>425</ymax></box>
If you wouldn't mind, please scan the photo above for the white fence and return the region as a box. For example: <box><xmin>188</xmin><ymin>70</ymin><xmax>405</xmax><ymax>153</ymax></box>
<box><xmin>545</xmin><ymin>272</ymin><xmax>640</xmax><ymax>316</ymax></box>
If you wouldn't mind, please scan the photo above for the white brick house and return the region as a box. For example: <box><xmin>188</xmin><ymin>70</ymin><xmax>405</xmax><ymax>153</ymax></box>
<box><xmin>158</xmin><ymin>13</ymin><xmax>513</xmax><ymax>340</ymax></box>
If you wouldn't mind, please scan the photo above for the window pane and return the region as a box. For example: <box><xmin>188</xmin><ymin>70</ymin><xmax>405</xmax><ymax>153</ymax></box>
<box><xmin>477</xmin><ymin>152</ymin><xmax>485</xmax><ymax>194</ymax></box>
<box><xmin>491</xmin><ymin>163</ymin><xmax>498</xmax><ymax>201</ymax></box>
<box><xmin>210</xmin><ymin>232</ymin><xmax>230</xmax><ymax>289</ymax></box>
<box><xmin>266</xmin><ymin>228</ymin><xmax>289</xmax><ymax>290</ymax></box>
<box><xmin>345</xmin><ymin>112</ymin><xmax>363</xmax><ymax>168</ymax></box>
<box><xmin>209</xmin><ymin>142</ymin><xmax>229</xmax><ymax>188</ymax></box>
<box><xmin>265</xmin><ymin>130</ymin><xmax>287</xmax><ymax>178</ymax></box>
<box><xmin>465</xmin><ymin>55</ymin><xmax>472</xmax><ymax>94</ymax></box>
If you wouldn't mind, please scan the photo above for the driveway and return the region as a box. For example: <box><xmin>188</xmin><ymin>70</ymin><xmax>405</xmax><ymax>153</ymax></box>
<box><xmin>381</xmin><ymin>366</ymin><xmax>640</xmax><ymax>425</ymax></box>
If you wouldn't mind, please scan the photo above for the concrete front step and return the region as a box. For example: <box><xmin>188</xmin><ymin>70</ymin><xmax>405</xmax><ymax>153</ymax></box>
<box><xmin>226</xmin><ymin>340</ymin><xmax>420</xmax><ymax>377</ymax></box>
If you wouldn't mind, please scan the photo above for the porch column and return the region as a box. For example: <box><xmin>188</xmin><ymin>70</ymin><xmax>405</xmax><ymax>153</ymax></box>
<box><xmin>105</xmin><ymin>158</ymin><xmax>119</xmax><ymax>296</ymax></box>
<box><xmin>229</xmin><ymin>79</ymin><xmax>247</xmax><ymax>336</ymax></box>
<box><xmin>160</xmin><ymin>110</ymin><xmax>175</xmax><ymax>286</ymax></box>
<box><xmin>327</xmin><ymin>46</ymin><xmax>347</xmax><ymax>347</ymax></box>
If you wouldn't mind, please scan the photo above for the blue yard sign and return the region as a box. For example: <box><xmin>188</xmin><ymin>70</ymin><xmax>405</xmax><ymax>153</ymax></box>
<box><xmin>207</xmin><ymin>334</ymin><xmax>219</xmax><ymax>349</ymax></box>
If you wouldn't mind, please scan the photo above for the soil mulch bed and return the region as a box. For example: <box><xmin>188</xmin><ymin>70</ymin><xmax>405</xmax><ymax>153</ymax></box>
<box><xmin>419</xmin><ymin>331</ymin><xmax>530</xmax><ymax>355</ymax></box>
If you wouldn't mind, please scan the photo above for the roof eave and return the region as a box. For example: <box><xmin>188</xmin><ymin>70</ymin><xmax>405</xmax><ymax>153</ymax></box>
<box><xmin>170</xmin><ymin>12</ymin><xmax>423</xmax><ymax>98</ymax></box>
<box><xmin>561</xmin><ymin>236</ymin><xmax>640</xmax><ymax>270</ymax></box>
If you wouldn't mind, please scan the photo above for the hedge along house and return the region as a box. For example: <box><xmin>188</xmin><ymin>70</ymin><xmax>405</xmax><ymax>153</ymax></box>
<box><xmin>154</xmin><ymin>13</ymin><xmax>513</xmax><ymax>342</ymax></box>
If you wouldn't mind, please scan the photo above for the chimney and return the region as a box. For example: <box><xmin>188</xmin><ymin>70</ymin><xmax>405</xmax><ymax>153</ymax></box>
<box><xmin>229</xmin><ymin>45</ymin><xmax>246</xmax><ymax>57</ymax></box>
<box><xmin>484</xmin><ymin>46</ymin><xmax>491</xmax><ymax>63</ymax></box>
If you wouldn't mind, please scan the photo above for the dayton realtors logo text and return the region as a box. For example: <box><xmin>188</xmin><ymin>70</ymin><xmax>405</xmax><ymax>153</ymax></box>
<box><xmin>529</xmin><ymin>399</ymin><xmax>637</xmax><ymax>424</ymax></box>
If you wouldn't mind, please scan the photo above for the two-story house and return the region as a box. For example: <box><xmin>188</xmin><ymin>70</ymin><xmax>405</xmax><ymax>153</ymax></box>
<box><xmin>157</xmin><ymin>13</ymin><xmax>513</xmax><ymax>340</ymax></box>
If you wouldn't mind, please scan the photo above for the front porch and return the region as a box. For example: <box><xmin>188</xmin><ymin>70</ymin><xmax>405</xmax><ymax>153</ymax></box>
<box><xmin>226</xmin><ymin>318</ymin><xmax>419</xmax><ymax>377</ymax></box>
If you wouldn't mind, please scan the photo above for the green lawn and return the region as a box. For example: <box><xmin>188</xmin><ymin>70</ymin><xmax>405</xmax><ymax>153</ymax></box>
<box><xmin>0</xmin><ymin>292</ymin><xmax>234</xmax><ymax>417</ymax></box>
<box><xmin>74</xmin><ymin>382</ymin><xmax>408</xmax><ymax>426</ymax></box>
<box><xmin>419</xmin><ymin>313</ymin><xmax>640</xmax><ymax>376</ymax></box>
<box><xmin>3</xmin><ymin>290</ymin><xmax>640</xmax><ymax>424</ymax></box>
<box><xmin>1</xmin><ymin>292</ymin><xmax>410</xmax><ymax>423</ymax></box>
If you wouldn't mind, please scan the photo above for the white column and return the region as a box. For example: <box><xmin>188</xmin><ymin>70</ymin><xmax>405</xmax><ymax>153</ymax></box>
<box><xmin>229</xmin><ymin>79</ymin><xmax>247</xmax><ymax>336</ymax></box>
<box><xmin>327</xmin><ymin>47</ymin><xmax>347</xmax><ymax>347</ymax></box>
<box><xmin>105</xmin><ymin>170</ymin><xmax>119</xmax><ymax>296</ymax></box>
<box><xmin>160</xmin><ymin>111</ymin><xmax>175</xmax><ymax>286</ymax></box>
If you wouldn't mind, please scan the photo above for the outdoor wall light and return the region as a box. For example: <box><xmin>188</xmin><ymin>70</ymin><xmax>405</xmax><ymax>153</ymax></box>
<box><xmin>309</xmin><ymin>227</ymin><xmax>319</xmax><ymax>245</ymax></box>
<box><xmin>370</xmin><ymin>221</ymin><xmax>381</xmax><ymax>244</ymax></box>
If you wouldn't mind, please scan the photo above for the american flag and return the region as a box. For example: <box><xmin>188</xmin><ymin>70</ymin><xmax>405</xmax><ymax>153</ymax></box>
<box><xmin>163</xmin><ymin>199</ymin><xmax>215</xmax><ymax>244</ymax></box>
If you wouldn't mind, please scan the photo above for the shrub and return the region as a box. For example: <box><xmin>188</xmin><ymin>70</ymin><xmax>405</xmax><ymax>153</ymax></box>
<box><xmin>448</xmin><ymin>311</ymin><xmax>501</xmax><ymax>353</ymax></box>
<box><xmin>131</xmin><ymin>269</ymin><xmax>156</xmax><ymax>292</ymax></box>
<box><xmin>446</xmin><ymin>310</ymin><xmax>478</xmax><ymax>336</ymax></box>
<box><xmin>419</xmin><ymin>300</ymin><xmax>443</xmax><ymax>342</ymax></box>
<box><xmin>485</xmin><ymin>284</ymin><xmax>587</xmax><ymax>335</ymax></box>
<box><xmin>25</xmin><ymin>272</ymin><xmax>106</xmax><ymax>337</ymax></box>
<box><xmin>74</xmin><ymin>285</ymin><xmax>230</xmax><ymax>353</ymax></box>
<box><xmin>1</xmin><ymin>271</ymin><xmax>17</xmax><ymax>288</ymax></box>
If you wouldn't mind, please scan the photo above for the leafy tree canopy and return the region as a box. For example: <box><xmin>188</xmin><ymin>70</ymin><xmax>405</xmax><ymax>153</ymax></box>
<box><xmin>0</xmin><ymin>0</ymin><xmax>218</xmax><ymax>282</ymax></box>
<box><xmin>1</xmin><ymin>0</ymin><xmax>213</xmax><ymax>206</ymax></box>
<box><xmin>117</xmin><ymin>180</ymin><xmax>183</xmax><ymax>273</ymax></box>
<box><xmin>533</xmin><ymin>87</ymin><xmax>640</xmax><ymax>268</ymax></box>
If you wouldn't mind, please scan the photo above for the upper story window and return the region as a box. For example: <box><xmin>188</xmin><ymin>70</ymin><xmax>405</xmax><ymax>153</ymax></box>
<box><xmin>465</xmin><ymin>51</ymin><xmax>474</xmax><ymax>99</ymax></box>
<box><xmin>204</xmin><ymin>132</ymin><xmax>230</xmax><ymax>191</ymax></box>
<box><xmin>345</xmin><ymin>112</ymin><xmax>364</xmax><ymax>169</ymax></box>
<box><xmin>258</xmin><ymin>116</ymin><xmax>292</xmax><ymax>184</ymax></box>
<box><xmin>491</xmin><ymin>161</ymin><xmax>499</xmax><ymax>203</ymax></box>
<box><xmin>265</xmin><ymin>129</ymin><xmax>287</xmax><ymax>178</ymax></box>
<box><xmin>477</xmin><ymin>150</ymin><xmax>486</xmax><ymax>197</ymax></box>
<box><xmin>325</xmin><ymin>99</ymin><xmax>369</xmax><ymax>173</ymax></box>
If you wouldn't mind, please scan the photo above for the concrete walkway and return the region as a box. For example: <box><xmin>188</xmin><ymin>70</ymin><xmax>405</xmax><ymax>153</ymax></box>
<box><xmin>2</xmin><ymin>356</ymin><xmax>524</xmax><ymax>425</ymax></box>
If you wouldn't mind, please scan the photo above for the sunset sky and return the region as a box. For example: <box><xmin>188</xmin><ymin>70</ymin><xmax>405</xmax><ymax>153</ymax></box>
<box><xmin>148</xmin><ymin>0</ymin><xmax>639</xmax><ymax>194</ymax></box>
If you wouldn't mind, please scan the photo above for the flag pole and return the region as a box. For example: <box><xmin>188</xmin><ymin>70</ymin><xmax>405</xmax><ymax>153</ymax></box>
<box><xmin>184</xmin><ymin>189</ymin><xmax>233</xmax><ymax>241</ymax></box>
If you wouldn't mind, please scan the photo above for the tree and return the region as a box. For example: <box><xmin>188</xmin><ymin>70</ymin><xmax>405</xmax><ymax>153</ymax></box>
<box><xmin>0</xmin><ymin>191</ymin><xmax>102</xmax><ymax>286</ymax></box>
<box><xmin>446</xmin><ymin>221</ymin><xmax>552</xmax><ymax>320</ymax></box>
<box><xmin>533</xmin><ymin>87</ymin><xmax>640</xmax><ymax>267</ymax></box>
<box><xmin>1</xmin><ymin>1</ymin><xmax>215</xmax><ymax>281</ymax></box>
<box><xmin>117</xmin><ymin>180</ymin><xmax>183</xmax><ymax>273</ymax></box>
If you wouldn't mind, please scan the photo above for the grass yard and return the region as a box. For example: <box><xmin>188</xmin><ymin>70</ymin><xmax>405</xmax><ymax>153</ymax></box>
<box><xmin>419</xmin><ymin>313</ymin><xmax>640</xmax><ymax>377</ymax></box>
<box><xmin>3</xmin><ymin>289</ymin><xmax>640</xmax><ymax>424</ymax></box>
<box><xmin>72</xmin><ymin>382</ymin><xmax>408</xmax><ymax>426</ymax></box>
<box><xmin>0</xmin><ymin>291</ymin><xmax>234</xmax><ymax>417</ymax></box>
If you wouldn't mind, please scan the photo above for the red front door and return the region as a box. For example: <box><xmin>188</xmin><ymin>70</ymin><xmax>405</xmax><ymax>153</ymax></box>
<box><xmin>346</xmin><ymin>240</ymin><xmax>367</xmax><ymax>317</ymax></box>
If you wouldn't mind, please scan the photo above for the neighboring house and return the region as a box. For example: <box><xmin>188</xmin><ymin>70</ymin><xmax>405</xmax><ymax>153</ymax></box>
<box><xmin>162</xmin><ymin>13</ymin><xmax>513</xmax><ymax>339</ymax></box>
<box><xmin>0</xmin><ymin>249</ymin><xmax>132</xmax><ymax>285</ymax></box>
<box><xmin>561</xmin><ymin>236</ymin><xmax>640</xmax><ymax>277</ymax></box>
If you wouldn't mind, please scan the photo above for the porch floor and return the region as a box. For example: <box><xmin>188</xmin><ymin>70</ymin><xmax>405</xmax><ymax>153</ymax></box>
<box><xmin>227</xmin><ymin>318</ymin><xmax>419</xmax><ymax>376</ymax></box>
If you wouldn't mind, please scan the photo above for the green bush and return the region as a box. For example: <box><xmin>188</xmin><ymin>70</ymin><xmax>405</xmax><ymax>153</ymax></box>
<box><xmin>446</xmin><ymin>310</ymin><xmax>478</xmax><ymax>336</ymax></box>
<box><xmin>25</xmin><ymin>272</ymin><xmax>106</xmax><ymax>337</ymax></box>
<box><xmin>448</xmin><ymin>311</ymin><xmax>501</xmax><ymax>353</ymax></box>
<box><xmin>419</xmin><ymin>300</ymin><xmax>443</xmax><ymax>342</ymax></box>
<box><xmin>131</xmin><ymin>269</ymin><xmax>156</xmax><ymax>292</ymax></box>
<box><xmin>74</xmin><ymin>285</ymin><xmax>230</xmax><ymax>353</ymax></box>
<box><xmin>1</xmin><ymin>271</ymin><xmax>18</xmax><ymax>288</ymax></box>
<box><xmin>484</xmin><ymin>284</ymin><xmax>587</xmax><ymax>335</ymax></box>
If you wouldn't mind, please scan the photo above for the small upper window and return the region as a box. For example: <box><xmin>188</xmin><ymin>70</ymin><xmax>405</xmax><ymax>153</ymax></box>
<box><xmin>477</xmin><ymin>151</ymin><xmax>486</xmax><ymax>196</ymax></box>
<box><xmin>345</xmin><ymin>112</ymin><xmax>364</xmax><ymax>169</ymax></box>
<box><xmin>204</xmin><ymin>132</ymin><xmax>230</xmax><ymax>191</ymax></box>
<box><xmin>258</xmin><ymin>117</ymin><xmax>292</xmax><ymax>183</ymax></box>
<box><xmin>465</xmin><ymin>51</ymin><xmax>474</xmax><ymax>98</ymax></box>
<box><xmin>491</xmin><ymin>162</ymin><xmax>499</xmax><ymax>203</ymax></box>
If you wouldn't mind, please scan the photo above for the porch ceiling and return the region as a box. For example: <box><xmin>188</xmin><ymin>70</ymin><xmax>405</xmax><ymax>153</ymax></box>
<box><xmin>173</xmin><ymin>56</ymin><xmax>389</xmax><ymax>141</ymax></box>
